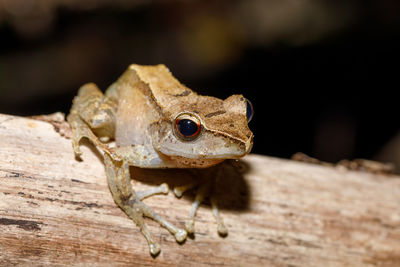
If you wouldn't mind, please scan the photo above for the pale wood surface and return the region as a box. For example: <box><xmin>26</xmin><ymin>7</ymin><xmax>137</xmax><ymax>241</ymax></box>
<box><xmin>0</xmin><ymin>113</ymin><xmax>399</xmax><ymax>266</ymax></box>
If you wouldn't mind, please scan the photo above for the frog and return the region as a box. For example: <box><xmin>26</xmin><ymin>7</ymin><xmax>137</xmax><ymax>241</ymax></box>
<box><xmin>67</xmin><ymin>64</ymin><xmax>254</xmax><ymax>256</ymax></box>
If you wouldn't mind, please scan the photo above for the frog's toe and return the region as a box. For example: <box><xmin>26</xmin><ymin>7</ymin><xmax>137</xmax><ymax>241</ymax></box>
<box><xmin>174</xmin><ymin>228</ymin><xmax>187</xmax><ymax>242</ymax></box>
<box><xmin>185</xmin><ymin>219</ymin><xmax>195</xmax><ymax>234</ymax></box>
<box><xmin>71</xmin><ymin>139</ymin><xmax>83</xmax><ymax>157</ymax></box>
<box><xmin>136</xmin><ymin>183</ymin><xmax>170</xmax><ymax>200</ymax></box>
<box><xmin>211</xmin><ymin>197</ymin><xmax>228</xmax><ymax>236</ymax></box>
<box><xmin>173</xmin><ymin>187</ymin><xmax>184</xmax><ymax>198</ymax></box>
<box><xmin>217</xmin><ymin>221</ymin><xmax>228</xmax><ymax>237</ymax></box>
<box><xmin>149</xmin><ymin>242</ymin><xmax>161</xmax><ymax>256</ymax></box>
<box><xmin>173</xmin><ymin>182</ymin><xmax>198</xmax><ymax>198</ymax></box>
<box><xmin>159</xmin><ymin>183</ymin><xmax>169</xmax><ymax>194</ymax></box>
<box><xmin>72</xmin><ymin>146</ymin><xmax>82</xmax><ymax>157</ymax></box>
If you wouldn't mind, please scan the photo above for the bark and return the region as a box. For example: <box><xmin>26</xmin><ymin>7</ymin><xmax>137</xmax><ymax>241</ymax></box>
<box><xmin>0</xmin><ymin>113</ymin><xmax>399</xmax><ymax>266</ymax></box>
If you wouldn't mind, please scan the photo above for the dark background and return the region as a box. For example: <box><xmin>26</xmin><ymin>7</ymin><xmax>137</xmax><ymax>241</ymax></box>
<box><xmin>0</xmin><ymin>0</ymin><xmax>399</xmax><ymax>166</ymax></box>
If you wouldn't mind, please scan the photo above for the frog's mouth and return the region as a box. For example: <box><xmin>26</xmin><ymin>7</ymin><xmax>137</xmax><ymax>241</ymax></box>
<box><xmin>154</xmin><ymin>136</ymin><xmax>253</xmax><ymax>168</ymax></box>
<box><xmin>150</xmin><ymin>118</ymin><xmax>253</xmax><ymax>164</ymax></box>
<box><xmin>159</xmin><ymin>154</ymin><xmax>225</xmax><ymax>168</ymax></box>
<box><xmin>155</xmin><ymin>132</ymin><xmax>253</xmax><ymax>161</ymax></box>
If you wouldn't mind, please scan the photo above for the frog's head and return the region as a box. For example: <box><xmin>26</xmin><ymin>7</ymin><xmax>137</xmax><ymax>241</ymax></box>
<box><xmin>150</xmin><ymin>94</ymin><xmax>254</xmax><ymax>168</ymax></box>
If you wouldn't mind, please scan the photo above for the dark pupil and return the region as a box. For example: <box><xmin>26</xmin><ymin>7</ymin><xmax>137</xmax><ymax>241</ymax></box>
<box><xmin>177</xmin><ymin>119</ymin><xmax>199</xmax><ymax>137</ymax></box>
<box><xmin>246</xmin><ymin>100</ymin><xmax>253</xmax><ymax>122</ymax></box>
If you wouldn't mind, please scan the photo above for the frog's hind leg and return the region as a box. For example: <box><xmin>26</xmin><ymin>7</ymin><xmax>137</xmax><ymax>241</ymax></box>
<box><xmin>67</xmin><ymin>83</ymin><xmax>118</xmax><ymax>159</ymax></box>
<box><xmin>104</xmin><ymin>154</ymin><xmax>187</xmax><ymax>256</ymax></box>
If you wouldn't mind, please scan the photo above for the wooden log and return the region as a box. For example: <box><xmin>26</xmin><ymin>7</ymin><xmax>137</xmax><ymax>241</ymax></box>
<box><xmin>0</xmin><ymin>113</ymin><xmax>399</xmax><ymax>266</ymax></box>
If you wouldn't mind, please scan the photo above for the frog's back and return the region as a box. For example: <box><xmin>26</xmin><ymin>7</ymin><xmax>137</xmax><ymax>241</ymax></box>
<box><xmin>113</xmin><ymin>65</ymin><xmax>164</xmax><ymax>147</ymax></box>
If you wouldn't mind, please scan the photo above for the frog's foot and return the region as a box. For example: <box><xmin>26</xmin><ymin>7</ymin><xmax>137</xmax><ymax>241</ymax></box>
<box><xmin>172</xmin><ymin>181</ymin><xmax>201</xmax><ymax>233</ymax></box>
<box><xmin>67</xmin><ymin>83</ymin><xmax>119</xmax><ymax>160</ymax></box>
<box><xmin>175</xmin><ymin>178</ymin><xmax>228</xmax><ymax>236</ymax></box>
<box><xmin>104</xmin><ymin>154</ymin><xmax>186</xmax><ymax>256</ymax></box>
<box><xmin>124</xmin><ymin>199</ymin><xmax>187</xmax><ymax>256</ymax></box>
<box><xmin>67</xmin><ymin>113</ymin><xmax>119</xmax><ymax>160</ymax></box>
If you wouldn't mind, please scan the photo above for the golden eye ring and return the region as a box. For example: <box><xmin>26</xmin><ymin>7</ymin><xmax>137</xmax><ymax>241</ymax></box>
<box><xmin>173</xmin><ymin>113</ymin><xmax>202</xmax><ymax>141</ymax></box>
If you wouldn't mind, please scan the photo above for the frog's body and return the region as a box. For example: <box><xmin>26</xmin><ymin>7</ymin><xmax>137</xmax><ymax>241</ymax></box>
<box><xmin>67</xmin><ymin>64</ymin><xmax>253</xmax><ymax>256</ymax></box>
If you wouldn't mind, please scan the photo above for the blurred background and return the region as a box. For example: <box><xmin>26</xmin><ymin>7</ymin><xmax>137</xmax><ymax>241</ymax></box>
<box><xmin>0</xmin><ymin>0</ymin><xmax>399</xmax><ymax>168</ymax></box>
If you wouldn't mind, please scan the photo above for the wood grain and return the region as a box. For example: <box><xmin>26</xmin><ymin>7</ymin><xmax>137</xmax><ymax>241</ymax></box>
<box><xmin>0</xmin><ymin>113</ymin><xmax>399</xmax><ymax>266</ymax></box>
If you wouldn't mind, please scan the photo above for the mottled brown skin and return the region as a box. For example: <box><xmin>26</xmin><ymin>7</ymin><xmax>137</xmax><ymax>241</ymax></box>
<box><xmin>67</xmin><ymin>64</ymin><xmax>253</xmax><ymax>256</ymax></box>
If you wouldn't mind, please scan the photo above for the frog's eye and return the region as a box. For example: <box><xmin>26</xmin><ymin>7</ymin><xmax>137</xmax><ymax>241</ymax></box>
<box><xmin>246</xmin><ymin>98</ymin><xmax>254</xmax><ymax>122</ymax></box>
<box><xmin>174</xmin><ymin>113</ymin><xmax>202</xmax><ymax>141</ymax></box>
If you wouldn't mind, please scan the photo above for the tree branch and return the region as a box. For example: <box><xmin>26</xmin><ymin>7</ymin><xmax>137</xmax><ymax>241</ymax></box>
<box><xmin>0</xmin><ymin>113</ymin><xmax>399</xmax><ymax>266</ymax></box>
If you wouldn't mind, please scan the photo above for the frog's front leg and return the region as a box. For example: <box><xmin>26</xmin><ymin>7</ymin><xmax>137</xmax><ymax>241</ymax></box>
<box><xmin>67</xmin><ymin>83</ymin><xmax>118</xmax><ymax>159</ymax></box>
<box><xmin>104</xmin><ymin>153</ymin><xmax>187</xmax><ymax>256</ymax></box>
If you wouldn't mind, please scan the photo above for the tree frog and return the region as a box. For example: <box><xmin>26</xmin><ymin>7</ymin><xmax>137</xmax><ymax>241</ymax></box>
<box><xmin>67</xmin><ymin>64</ymin><xmax>253</xmax><ymax>256</ymax></box>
